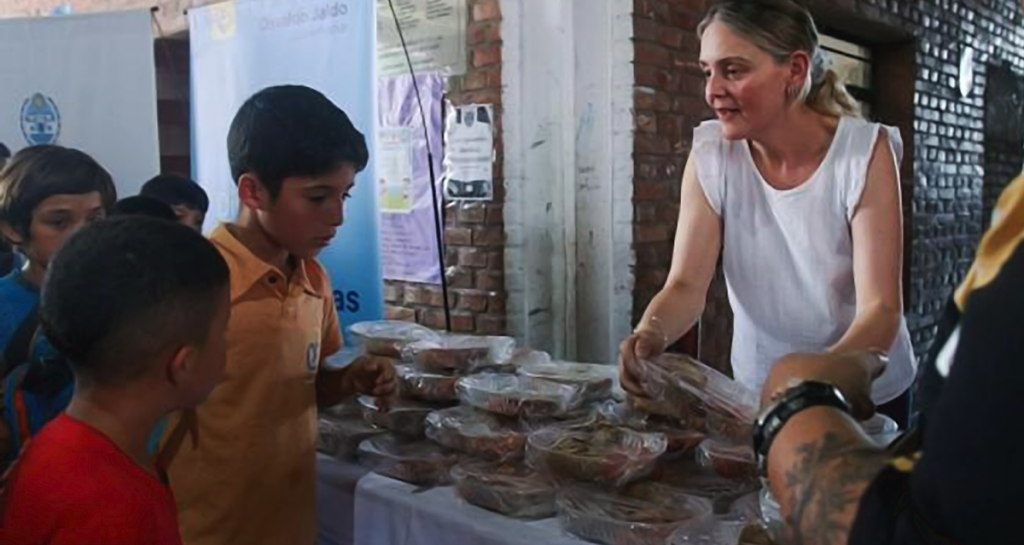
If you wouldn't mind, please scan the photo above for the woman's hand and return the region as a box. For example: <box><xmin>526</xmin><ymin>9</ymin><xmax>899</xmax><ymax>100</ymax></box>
<box><xmin>761</xmin><ymin>352</ymin><xmax>887</xmax><ymax>420</ymax></box>
<box><xmin>618</xmin><ymin>325</ymin><xmax>668</xmax><ymax>397</ymax></box>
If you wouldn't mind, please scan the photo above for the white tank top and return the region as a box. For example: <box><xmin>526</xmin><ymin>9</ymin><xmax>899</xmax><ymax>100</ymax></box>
<box><xmin>693</xmin><ymin>116</ymin><xmax>917</xmax><ymax>404</ymax></box>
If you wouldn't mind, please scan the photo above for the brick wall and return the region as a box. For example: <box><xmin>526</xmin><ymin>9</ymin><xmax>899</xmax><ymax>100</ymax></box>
<box><xmin>383</xmin><ymin>0</ymin><xmax>508</xmax><ymax>336</ymax></box>
<box><xmin>983</xmin><ymin>62</ymin><xmax>1024</xmax><ymax>230</ymax></box>
<box><xmin>632</xmin><ymin>0</ymin><xmax>1024</xmax><ymax>371</ymax></box>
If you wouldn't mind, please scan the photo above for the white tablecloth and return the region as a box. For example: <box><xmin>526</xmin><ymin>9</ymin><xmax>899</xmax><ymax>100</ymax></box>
<box><xmin>316</xmin><ymin>454</ymin><xmax>589</xmax><ymax>545</ymax></box>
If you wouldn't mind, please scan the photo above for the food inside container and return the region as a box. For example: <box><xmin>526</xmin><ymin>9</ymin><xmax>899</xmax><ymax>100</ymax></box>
<box><xmin>425</xmin><ymin>406</ymin><xmax>527</xmax><ymax>461</ymax></box>
<box><xmin>358</xmin><ymin>396</ymin><xmax>437</xmax><ymax>438</ymax></box>
<box><xmin>457</xmin><ymin>374</ymin><xmax>585</xmax><ymax>418</ymax></box>
<box><xmin>518</xmin><ymin>361</ymin><xmax>615</xmax><ymax>402</ymax></box>
<box><xmin>558</xmin><ymin>483</ymin><xmax>713</xmax><ymax>545</ymax></box>
<box><xmin>317</xmin><ymin>416</ymin><xmax>388</xmax><ymax>460</ymax></box>
<box><xmin>696</xmin><ymin>439</ymin><xmax>757</xmax><ymax>480</ymax></box>
<box><xmin>404</xmin><ymin>335</ymin><xmax>516</xmax><ymax>373</ymax></box>
<box><xmin>633</xmin><ymin>355</ymin><xmax>758</xmax><ymax>439</ymax></box>
<box><xmin>397</xmin><ymin>365</ymin><xmax>460</xmax><ymax>402</ymax></box>
<box><xmin>349</xmin><ymin>321</ymin><xmax>440</xmax><ymax>358</ymax></box>
<box><xmin>451</xmin><ymin>460</ymin><xmax>557</xmax><ymax>519</ymax></box>
<box><xmin>357</xmin><ymin>434</ymin><xmax>458</xmax><ymax>485</ymax></box>
<box><xmin>527</xmin><ymin>425</ymin><xmax>667</xmax><ymax>486</ymax></box>
<box><xmin>656</xmin><ymin>461</ymin><xmax>759</xmax><ymax>515</ymax></box>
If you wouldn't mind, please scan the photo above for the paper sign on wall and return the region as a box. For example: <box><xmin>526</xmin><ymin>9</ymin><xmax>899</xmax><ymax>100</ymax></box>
<box><xmin>377</xmin><ymin>0</ymin><xmax>466</xmax><ymax>77</ymax></box>
<box><xmin>443</xmin><ymin>103</ymin><xmax>495</xmax><ymax>201</ymax></box>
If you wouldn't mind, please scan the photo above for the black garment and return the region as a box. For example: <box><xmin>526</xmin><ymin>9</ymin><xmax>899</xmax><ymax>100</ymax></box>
<box><xmin>849</xmin><ymin>242</ymin><xmax>1024</xmax><ymax>545</ymax></box>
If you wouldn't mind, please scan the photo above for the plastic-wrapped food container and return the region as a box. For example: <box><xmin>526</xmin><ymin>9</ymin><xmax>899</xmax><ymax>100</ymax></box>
<box><xmin>349</xmin><ymin>321</ymin><xmax>440</xmax><ymax>358</ymax></box>
<box><xmin>457</xmin><ymin>374</ymin><xmax>585</xmax><ymax>419</ymax></box>
<box><xmin>321</xmin><ymin>399</ymin><xmax>364</xmax><ymax>420</ymax></box>
<box><xmin>358</xmin><ymin>396</ymin><xmax>438</xmax><ymax>438</ymax></box>
<box><xmin>518</xmin><ymin>361</ymin><xmax>615</xmax><ymax>402</ymax></box>
<box><xmin>657</xmin><ymin>461</ymin><xmax>759</xmax><ymax>515</ymax></box>
<box><xmin>317</xmin><ymin>416</ymin><xmax>388</xmax><ymax>460</ymax></box>
<box><xmin>425</xmin><ymin>406</ymin><xmax>527</xmax><ymax>461</ymax></box>
<box><xmin>397</xmin><ymin>365</ymin><xmax>460</xmax><ymax>403</ymax></box>
<box><xmin>404</xmin><ymin>335</ymin><xmax>516</xmax><ymax>373</ymax></box>
<box><xmin>451</xmin><ymin>460</ymin><xmax>557</xmax><ymax>519</ymax></box>
<box><xmin>696</xmin><ymin>439</ymin><xmax>757</xmax><ymax>480</ymax></box>
<box><xmin>635</xmin><ymin>355</ymin><xmax>758</xmax><ymax>433</ymax></box>
<box><xmin>527</xmin><ymin>425</ymin><xmax>667</xmax><ymax>486</ymax></box>
<box><xmin>861</xmin><ymin>413</ymin><xmax>901</xmax><ymax>447</ymax></box>
<box><xmin>357</xmin><ymin>434</ymin><xmax>458</xmax><ymax>485</ymax></box>
<box><xmin>558</xmin><ymin>483</ymin><xmax>713</xmax><ymax>545</ymax></box>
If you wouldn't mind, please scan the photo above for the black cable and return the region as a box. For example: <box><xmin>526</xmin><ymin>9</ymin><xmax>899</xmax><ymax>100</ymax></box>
<box><xmin>386</xmin><ymin>0</ymin><xmax>452</xmax><ymax>332</ymax></box>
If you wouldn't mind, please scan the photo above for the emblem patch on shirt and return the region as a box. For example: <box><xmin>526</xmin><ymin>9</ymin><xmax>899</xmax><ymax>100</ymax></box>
<box><xmin>306</xmin><ymin>342</ymin><xmax>320</xmax><ymax>375</ymax></box>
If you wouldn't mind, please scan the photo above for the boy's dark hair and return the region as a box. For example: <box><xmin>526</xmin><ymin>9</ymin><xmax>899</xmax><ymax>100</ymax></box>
<box><xmin>0</xmin><ymin>145</ymin><xmax>117</xmax><ymax>238</ymax></box>
<box><xmin>227</xmin><ymin>85</ymin><xmax>368</xmax><ymax>199</ymax></box>
<box><xmin>40</xmin><ymin>216</ymin><xmax>229</xmax><ymax>385</ymax></box>
<box><xmin>113</xmin><ymin>196</ymin><xmax>178</xmax><ymax>222</ymax></box>
<box><xmin>141</xmin><ymin>174</ymin><xmax>210</xmax><ymax>213</ymax></box>
<box><xmin>0</xmin><ymin>143</ymin><xmax>10</xmax><ymax>166</ymax></box>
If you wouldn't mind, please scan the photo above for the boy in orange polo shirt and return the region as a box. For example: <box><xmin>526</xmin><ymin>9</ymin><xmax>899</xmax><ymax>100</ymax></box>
<box><xmin>167</xmin><ymin>85</ymin><xmax>397</xmax><ymax>545</ymax></box>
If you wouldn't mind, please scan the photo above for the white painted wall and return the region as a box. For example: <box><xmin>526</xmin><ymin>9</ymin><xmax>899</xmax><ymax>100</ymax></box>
<box><xmin>502</xmin><ymin>0</ymin><xmax>634</xmax><ymax>363</ymax></box>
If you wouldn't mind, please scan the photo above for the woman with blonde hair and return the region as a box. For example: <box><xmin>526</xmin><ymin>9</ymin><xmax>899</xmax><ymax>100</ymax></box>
<box><xmin>620</xmin><ymin>0</ymin><xmax>916</xmax><ymax>424</ymax></box>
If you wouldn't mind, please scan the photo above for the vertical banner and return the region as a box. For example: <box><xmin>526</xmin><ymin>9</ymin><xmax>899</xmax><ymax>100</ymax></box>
<box><xmin>0</xmin><ymin>10</ymin><xmax>160</xmax><ymax>197</ymax></box>
<box><xmin>190</xmin><ymin>0</ymin><xmax>384</xmax><ymax>331</ymax></box>
<box><xmin>377</xmin><ymin>74</ymin><xmax>445</xmax><ymax>284</ymax></box>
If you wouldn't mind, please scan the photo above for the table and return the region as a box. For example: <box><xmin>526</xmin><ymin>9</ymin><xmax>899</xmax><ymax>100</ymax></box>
<box><xmin>316</xmin><ymin>454</ymin><xmax>589</xmax><ymax>545</ymax></box>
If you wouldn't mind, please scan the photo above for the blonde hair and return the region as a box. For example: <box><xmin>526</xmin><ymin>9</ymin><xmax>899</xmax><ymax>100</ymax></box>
<box><xmin>698</xmin><ymin>0</ymin><xmax>861</xmax><ymax>118</ymax></box>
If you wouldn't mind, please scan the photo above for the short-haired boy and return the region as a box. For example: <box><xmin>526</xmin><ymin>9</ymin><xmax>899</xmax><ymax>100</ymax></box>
<box><xmin>168</xmin><ymin>85</ymin><xmax>397</xmax><ymax>545</ymax></box>
<box><xmin>0</xmin><ymin>216</ymin><xmax>231</xmax><ymax>545</ymax></box>
<box><xmin>0</xmin><ymin>145</ymin><xmax>116</xmax><ymax>461</ymax></box>
<box><xmin>141</xmin><ymin>174</ymin><xmax>210</xmax><ymax>231</ymax></box>
<box><xmin>113</xmin><ymin>195</ymin><xmax>179</xmax><ymax>222</ymax></box>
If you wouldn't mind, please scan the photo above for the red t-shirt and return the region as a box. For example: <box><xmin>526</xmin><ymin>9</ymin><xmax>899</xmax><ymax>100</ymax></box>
<box><xmin>0</xmin><ymin>414</ymin><xmax>182</xmax><ymax>545</ymax></box>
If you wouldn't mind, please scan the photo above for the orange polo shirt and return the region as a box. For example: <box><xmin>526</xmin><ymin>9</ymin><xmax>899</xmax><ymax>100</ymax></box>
<box><xmin>168</xmin><ymin>225</ymin><xmax>342</xmax><ymax>545</ymax></box>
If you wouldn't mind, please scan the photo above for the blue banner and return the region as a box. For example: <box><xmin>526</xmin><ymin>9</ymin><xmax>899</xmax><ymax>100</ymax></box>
<box><xmin>189</xmin><ymin>0</ymin><xmax>383</xmax><ymax>335</ymax></box>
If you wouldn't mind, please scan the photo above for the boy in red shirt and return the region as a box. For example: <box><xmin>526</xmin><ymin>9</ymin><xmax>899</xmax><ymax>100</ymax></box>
<box><xmin>0</xmin><ymin>216</ymin><xmax>231</xmax><ymax>545</ymax></box>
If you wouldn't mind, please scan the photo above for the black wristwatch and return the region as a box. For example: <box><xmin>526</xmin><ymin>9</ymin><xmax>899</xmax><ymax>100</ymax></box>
<box><xmin>753</xmin><ymin>381</ymin><xmax>852</xmax><ymax>474</ymax></box>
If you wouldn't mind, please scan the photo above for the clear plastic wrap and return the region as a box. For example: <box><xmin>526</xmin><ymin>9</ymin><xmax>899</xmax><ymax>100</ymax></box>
<box><xmin>358</xmin><ymin>396</ymin><xmax>438</xmax><ymax>438</ymax></box>
<box><xmin>861</xmin><ymin>413</ymin><xmax>901</xmax><ymax>447</ymax></box>
<box><xmin>317</xmin><ymin>416</ymin><xmax>388</xmax><ymax>459</ymax></box>
<box><xmin>656</xmin><ymin>461</ymin><xmax>759</xmax><ymax>515</ymax></box>
<box><xmin>357</xmin><ymin>434</ymin><xmax>458</xmax><ymax>485</ymax></box>
<box><xmin>527</xmin><ymin>425</ymin><xmax>667</xmax><ymax>486</ymax></box>
<box><xmin>558</xmin><ymin>483</ymin><xmax>713</xmax><ymax>545</ymax></box>
<box><xmin>397</xmin><ymin>365</ymin><xmax>461</xmax><ymax>402</ymax></box>
<box><xmin>321</xmin><ymin>399</ymin><xmax>364</xmax><ymax>420</ymax></box>
<box><xmin>696</xmin><ymin>439</ymin><xmax>757</xmax><ymax>480</ymax></box>
<box><xmin>349</xmin><ymin>321</ymin><xmax>440</xmax><ymax>358</ymax></box>
<box><xmin>425</xmin><ymin>406</ymin><xmax>528</xmax><ymax>461</ymax></box>
<box><xmin>518</xmin><ymin>361</ymin><xmax>615</xmax><ymax>402</ymax></box>
<box><xmin>404</xmin><ymin>335</ymin><xmax>516</xmax><ymax>373</ymax></box>
<box><xmin>758</xmin><ymin>488</ymin><xmax>784</xmax><ymax>543</ymax></box>
<box><xmin>451</xmin><ymin>460</ymin><xmax>557</xmax><ymax>519</ymax></box>
<box><xmin>634</xmin><ymin>355</ymin><xmax>758</xmax><ymax>441</ymax></box>
<box><xmin>457</xmin><ymin>374</ymin><xmax>585</xmax><ymax>418</ymax></box>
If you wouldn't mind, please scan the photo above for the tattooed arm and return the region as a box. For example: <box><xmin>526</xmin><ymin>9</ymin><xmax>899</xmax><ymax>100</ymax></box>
<box><xmin>765</xmin><ymin>405</ymin><xmax>888</xmax><ymax>545</ymax></box>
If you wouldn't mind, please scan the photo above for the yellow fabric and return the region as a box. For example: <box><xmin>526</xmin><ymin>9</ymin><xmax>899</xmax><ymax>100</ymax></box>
<box><xmin>955</xmin><ymin>175</ymin><xmax>1024</xmax><ymax>309</ymax></box>
<box><xmin>168</xmin><ymin>224</ymin><xmax>342</xmax><ymax>545</ymax></box>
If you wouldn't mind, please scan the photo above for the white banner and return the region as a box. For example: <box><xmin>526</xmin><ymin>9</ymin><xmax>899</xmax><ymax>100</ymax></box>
<box><xmin>190</xmin><ymin>0</ymin><xmax>384</xmax><ymax>331</ymax></box>
<box><xmin>0</xmin><ymin>10</ymin><xmax>160</xmax><ymax>198</ymax></box>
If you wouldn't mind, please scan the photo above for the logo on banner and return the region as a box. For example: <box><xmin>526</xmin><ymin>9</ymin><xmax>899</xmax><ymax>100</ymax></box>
<box><xmin>20</xmin><ymin>93</ymin><xmax>61</xmax><ymax>146</ymax></box>
<box><xmin>209</xmin><ymin>2</ymin><xmax>236</xmax><ymax>40</ymax></box>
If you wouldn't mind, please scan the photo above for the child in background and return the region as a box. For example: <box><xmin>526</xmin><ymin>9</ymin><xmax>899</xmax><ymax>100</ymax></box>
<box><xmin>168</xmin><ymin>85</ymin><xmax>397</xmax><ymax>545</ymax></box>
<box><xmin>141</xmin><ymin>174</ymin><xmax>209</xmax><ymax>231</ymax></box>
<box><xmin>0</xmin><ymin>145</ymin><xmax>116</xmax><ymax>463</ymax></box>
<box><xmin>113</xmin><ymin>195</ymin><xmax>179</xmax><ymax>222</ymax></box>
<box><xmin>0</xmin><ymin>216</ymin><xmax>231</xmax><ymax>545</ymax></box>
